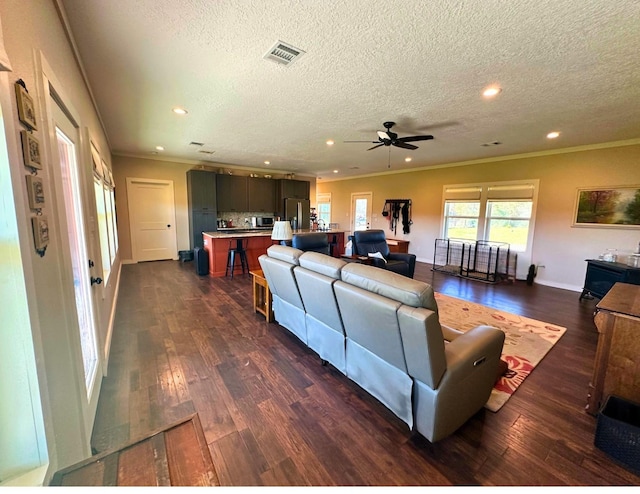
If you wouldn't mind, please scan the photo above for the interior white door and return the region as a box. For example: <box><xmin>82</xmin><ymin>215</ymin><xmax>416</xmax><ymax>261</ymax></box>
<box><xmin>351</xmin><ymin>192</ymin><xmax>373</xmax><ymax>233</ymax></box>
<box><xmin>127</xmin><ymin>178</ymin><xmax>177</xmax><ymax>262</ymax></box>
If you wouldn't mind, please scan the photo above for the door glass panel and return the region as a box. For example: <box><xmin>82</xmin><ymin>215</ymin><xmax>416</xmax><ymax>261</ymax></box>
<box><xmin>354</xmin><ymin>198</ymin><xmax>368</xmax><ymax>231</ymax></box>
<box><xmin>57</xmin><ymin>128</ymin><xmax>98</xmax><ymax>394</ymax></box>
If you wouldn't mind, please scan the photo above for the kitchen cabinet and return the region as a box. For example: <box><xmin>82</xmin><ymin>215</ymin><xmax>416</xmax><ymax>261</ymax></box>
<box><xmin>202</xmin><ymin>232</ymin><xmax>274</xmax><ymax>277</ymax></box>
<box><xmin>248</xmin><ymin>177</ymin><xmax>276</xmax><ymax>212</ymax></box>
<box><xmin>216</xmin><ymin>174</ymin><xmax>248</xmax><ymax>212</ymax></box>
<box><xmin>187</xmin><ymin>170</ymin><xmax>217</xmax><ymax>250</ymax></box>
<box><xmin>278</xmin><ymin>179</ymin><xmax>310</xmax><ymax>200</ymax></box>
<box><xmin>580</xmin><ymin>259</ymin><xmax>640</xmax><ymax>300</ymax></box>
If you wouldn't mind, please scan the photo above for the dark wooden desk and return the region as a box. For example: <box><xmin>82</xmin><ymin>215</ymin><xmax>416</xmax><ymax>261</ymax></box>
<box><xmin>586</xmin><ymin>283</ymin><xmax>640</xmax><ymax>415</ymax></box>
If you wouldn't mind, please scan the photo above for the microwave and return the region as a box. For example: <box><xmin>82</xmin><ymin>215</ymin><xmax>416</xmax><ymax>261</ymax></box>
<box><xmin>257</xmin><ymin>217</ymin><xmax>274</xmax><ymax>227</ymax></box>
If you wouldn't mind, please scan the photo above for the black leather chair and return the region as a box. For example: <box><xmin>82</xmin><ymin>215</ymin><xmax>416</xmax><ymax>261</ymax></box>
<box><xmin>351</xmin><ymin>229</ymin><xmax>416</xmax><ymax>278</ymax></box>
<box><xmin>291</xmin><ymin>232</ymin><xmax>330</xmax><ymax>255</ymax></box>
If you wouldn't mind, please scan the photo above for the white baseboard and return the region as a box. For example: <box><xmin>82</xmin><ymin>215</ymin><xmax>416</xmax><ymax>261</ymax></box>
<box><xmin>533</xmin><ymin>278</ymin><xmax>582</xmax><ymax>293</ymax></box>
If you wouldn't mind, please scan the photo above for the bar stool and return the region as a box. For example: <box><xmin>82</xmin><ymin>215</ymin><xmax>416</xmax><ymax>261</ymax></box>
<box><xmin>225</xmin><ymin>238</ymin><xmax>248</xmax><ymax>278</ymax></box>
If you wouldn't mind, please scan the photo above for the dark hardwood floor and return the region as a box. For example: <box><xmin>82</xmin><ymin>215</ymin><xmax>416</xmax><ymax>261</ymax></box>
<box><xmin>89</xmin><ymin>259</ymin><xmax>640</xmax><ymax>486</ymax></box>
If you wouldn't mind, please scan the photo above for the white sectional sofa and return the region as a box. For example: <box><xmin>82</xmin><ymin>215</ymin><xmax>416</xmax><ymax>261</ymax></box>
<box><xmin>258</xmin><ymin>245</ymin><xmax>505</xmax><ymax>442</ymax></box>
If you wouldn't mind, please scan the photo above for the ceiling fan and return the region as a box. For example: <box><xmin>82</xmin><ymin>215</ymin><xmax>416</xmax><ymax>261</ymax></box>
<box><xmin>345</xmin><ymin>121</ymin><xmax>434</xmax><ymax>151</ymax></box>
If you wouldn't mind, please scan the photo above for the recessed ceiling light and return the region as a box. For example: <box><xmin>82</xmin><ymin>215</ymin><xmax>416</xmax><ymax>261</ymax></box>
<box><xmin>405</xmin><ymin>157</ymin><xmax>412</xmax><ymax>162</ymax></box>
<box><xmin>482</xmin><ymin>86</ymin><xmax>502</xmax><ymax>98</ymax></box>
<box><xmin>172</xmin><ymin>107</ymin><xmax>188</xmax><ymax>115</ymax></box>
<box><xmin>155</xmin><ymin>146</ymin><xmax>164</xmax><ymax>151</ymax></box>
<box><xmin>333</xmin><ymin>170</ymin><xmax>339</xmax><ymax>173</ymax></box>
<box><xmin>326</xmin><ymin>140</ymin><xmax>334</xmax><ymax>146</ymax></box>
<box><xmin>264</xmin><ymin>161</ymin><xmax>270</xmax><ymax>165</ymax></box>
<box><xmin>547</xmin><ymin>131</ymin><xmax>560</xmax><ymax>139</ymax></box>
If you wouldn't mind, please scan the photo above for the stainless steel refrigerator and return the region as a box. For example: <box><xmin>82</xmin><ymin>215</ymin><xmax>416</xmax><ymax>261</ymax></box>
<box><xmin>284</xmin><ymin>198</ymin><xmax>310</xmax><ymax>231</ymax></box>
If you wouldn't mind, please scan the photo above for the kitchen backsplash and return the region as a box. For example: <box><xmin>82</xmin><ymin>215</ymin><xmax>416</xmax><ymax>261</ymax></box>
<box><xmin>218</xmin><ymin>211</ymin><xmax>279</xmax><ymax>228</ymax></box>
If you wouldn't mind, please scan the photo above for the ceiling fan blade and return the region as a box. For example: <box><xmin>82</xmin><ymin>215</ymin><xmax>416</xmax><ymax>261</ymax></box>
<box><xmin>396</xmin><ymin>135</ymin><xmax>434</xmax><ymax>143</ymax></box>
<box><xmin>393</xmin><ymin>142</ymin><xmax>418</xmax><ymax>150</ymax></box>
<box><xmin>367</xmin><ymin>143</ymin><xmax>385</xmax><ymax>151</ymax></box>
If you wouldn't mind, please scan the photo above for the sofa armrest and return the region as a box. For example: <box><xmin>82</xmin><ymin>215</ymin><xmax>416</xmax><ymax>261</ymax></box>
<box><xmin>442</xmin><ymin>325</ymin><xmax>505</xmax><ymax>385</ymax></box>
<box><xmin>441</xmin><ymin>324</ymin><xmax>464</xmax><ymax>342</ymax></box>
<box><xmin>387</xmin><ymin>252</ymin><xmax>414</xmax><ymax>263</ymax></box>
<box><xmin>387</xmin><ymin>252</ymin><xmax>416</xmax><ymax>278</ymax></box>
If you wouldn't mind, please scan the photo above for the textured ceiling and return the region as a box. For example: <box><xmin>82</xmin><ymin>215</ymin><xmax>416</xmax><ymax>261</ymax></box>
<box><xmin>59</xmin><ymin>0</ymin><xmax>640</xmax><ymax>179</ymax></box>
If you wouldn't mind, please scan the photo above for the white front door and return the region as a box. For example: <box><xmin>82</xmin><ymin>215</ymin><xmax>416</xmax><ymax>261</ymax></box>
<box><xmin>51</xmin><ymin>95</ymin><xmax>102</xmax><ymax>440</ymax></box>
<box><xmin>127</xmin><ymin>178</ymin><xmax>177</xmax><ymax>262</ymax></box>
<box><xmin>351</xmin><ymin>192</ymin><xmax>373</xmax><ymax>233</ymax></box>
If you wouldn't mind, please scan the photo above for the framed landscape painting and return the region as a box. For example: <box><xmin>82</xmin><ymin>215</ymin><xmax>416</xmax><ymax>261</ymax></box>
<box><xmin>573</xmin><ymin>186</ymin><xmax>640</xmax><ymax>228</ymax></box>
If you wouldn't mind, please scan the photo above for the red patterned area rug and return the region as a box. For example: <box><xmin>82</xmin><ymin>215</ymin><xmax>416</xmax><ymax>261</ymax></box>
<box><xmin>435</xmin><ymin>292</ymin><xmax>567</xmax><ymax>412</ymax></box>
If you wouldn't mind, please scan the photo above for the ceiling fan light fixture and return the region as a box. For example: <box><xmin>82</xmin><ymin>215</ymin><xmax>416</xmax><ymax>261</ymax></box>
<box><xmin>405</xmin><ymin>157</ymin><xmax>412</xmax><ymax>162</ymax></box>
<box><xmin>326</xmin><ymin>140</ymin><xmax>334</xmax><ymax>146</ymax></box>
<box><xmin>547</xmin><ymin>131</ymin><xmax>560</xmax><ymax>139</ymax></box>
<box><xmin>172</xmin><ymin>107</ymin><xmax>188</xmax><ymax>115</ymax></box>
<box><xmin>264</xmin><ymin>161</ymin><xmax>270</xmax><ymax>165</ymax></box>
<box><xmin>155</xmin><ymin>145</ymin><xmax>164</xmax><ymax>151</ymax></box>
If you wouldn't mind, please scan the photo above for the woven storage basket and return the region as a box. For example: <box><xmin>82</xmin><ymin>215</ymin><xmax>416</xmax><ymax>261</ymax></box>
<box><xmin>595</xmin><ymin>395</ymin><xmax>640</xmax><ymax>476</ymax></box>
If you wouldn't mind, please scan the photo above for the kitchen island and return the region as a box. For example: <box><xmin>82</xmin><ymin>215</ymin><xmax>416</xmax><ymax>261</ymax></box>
<box><xmin>202</xmin><ymin>230</ymin><xmax>345</xmax><ymax>277</ymax></box>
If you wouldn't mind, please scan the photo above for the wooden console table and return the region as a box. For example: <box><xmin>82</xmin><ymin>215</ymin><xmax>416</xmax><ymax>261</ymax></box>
<box><xmin>586</xmin><ymin>282</ymin><xmax>640</xmax><ymax>415</ymax></box>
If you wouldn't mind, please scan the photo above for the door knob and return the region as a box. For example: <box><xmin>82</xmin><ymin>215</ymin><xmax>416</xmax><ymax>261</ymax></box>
<box><xmin>91</xmin><ymin>277</ymin><xmax>103</xmax><ymax>285</ymax></box>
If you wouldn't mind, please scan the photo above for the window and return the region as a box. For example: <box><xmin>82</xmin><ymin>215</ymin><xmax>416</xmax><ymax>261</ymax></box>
<box><xmin>94</xmin><ymin>178</ymin><xmax>110</xmax><ymax>281</ymax></box>
<box><xmin>317</xmin><ymin>192</ymin><xmax>331</xmax><ymax>227</ymax></box>
<box><xmin>91</xmin><ymin>145</ymin><xmax>118</xmax><ymax>283</ymax></box>
<box><xmin>442</xmin><ymin>181</ymin><xmax>537</xmax><ymax>254</ymax></box>
<box><xmin>486</xmin><ymin>200</ymin><xmax>533</xmax><ymax>251</ymax></box>
<box><xmin>443</xmin><ymin>201</ymin><xmax>480</xmax><ymax>240</ymax></box>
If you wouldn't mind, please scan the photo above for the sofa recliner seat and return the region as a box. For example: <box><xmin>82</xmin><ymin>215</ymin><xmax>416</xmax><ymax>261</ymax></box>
<box><xmin>258</xmin><ymin>245</ymin><xmax>505</xmax><ymax>442</ymax></box>
<box><xmin>291</xmin><ymin>232</ymin><xmax>330</xmax><ymax>255</ymax></box>
<box><xmin>350</xmin><ymin>229</ymin><xmax>416</xmax><ymax>278</ymax></box>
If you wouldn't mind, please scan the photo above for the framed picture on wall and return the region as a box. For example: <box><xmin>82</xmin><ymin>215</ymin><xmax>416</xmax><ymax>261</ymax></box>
<box><xmin>15</xmin><ymin>82</ymin><xmax>38</xmax><ymax>130</ymax></box>
<box><xmin>20</xmin><ymin>131</ymin><xmax>42</xmax><ymax>169</ymax></box>
<box><xmin>26</xmin><ymin>175</ymin><xmax>45</xmax><ymax>209</ymax></box>
<box><xmin>573</xmin><ymin>186</ymin><xmax>640</xmax><ymax>228</ymax></box>
<box><xmin>31</xmin><ymin>215</ymin><xmax>49</xmax><ymax>252</ymax></box>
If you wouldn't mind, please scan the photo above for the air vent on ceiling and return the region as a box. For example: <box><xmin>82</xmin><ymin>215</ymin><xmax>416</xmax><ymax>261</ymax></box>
<box><xmin>197</xmin><ymin>150</ymin><xmax>215</xmax><ymax>155</ymax></box>
<box><xmin>263</xmin><ymin>40</ymin><xmax>305</xmax><ymax>66</ymax></box>
<box><xmin>189</xmin><ymin>141</ymin><xmax>204</xmax><ymax>147</ymax></box>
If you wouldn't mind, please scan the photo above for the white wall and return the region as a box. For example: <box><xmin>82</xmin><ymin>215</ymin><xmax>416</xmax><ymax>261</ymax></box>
<box><xmin>0</xmin><ymin>0</ymin><xmax>119</xmax><ymax>484</ymax></box>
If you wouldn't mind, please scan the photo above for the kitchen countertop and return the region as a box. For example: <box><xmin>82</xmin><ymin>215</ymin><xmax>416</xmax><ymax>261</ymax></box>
<box><xmin>216</xmin><ymin>227</ymin><xmax>272</xmax><ymax>233</ymax></box>
<box><xmin>203</xmin><ymin>229</ymin><xmax>345</xmax><ymax>239</ymax></box>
